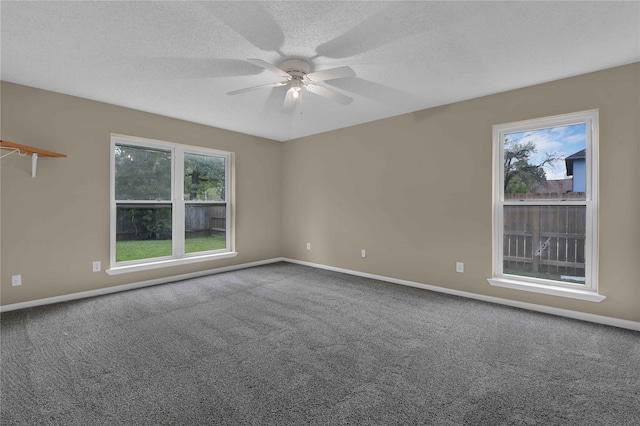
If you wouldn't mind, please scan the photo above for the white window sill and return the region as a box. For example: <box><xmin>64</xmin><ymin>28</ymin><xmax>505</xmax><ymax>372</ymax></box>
<box><xmin>106</xmin><ymin>251</ymin><xmax>238</xmax><ymax>275</ymax></box>
<box><xmin>487</xmin><ymin>277</ymin><xmax>606</xmax><ymax>302</ymax></box>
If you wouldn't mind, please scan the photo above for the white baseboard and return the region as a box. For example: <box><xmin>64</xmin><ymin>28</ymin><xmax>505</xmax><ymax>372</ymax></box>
<box><xmin>3</xmin><ymin>256</ymin><xmax>638</xmax><ymax>332</ymax></box>
<box><xmin>283</xmin><ymin>258</ymin><xmax>640</xmax><ymax>332</ymax></box>
<box><xmin>0</xmin><ymin>257</ymin><xmax>286</xmax><ymax>313</ymax></box>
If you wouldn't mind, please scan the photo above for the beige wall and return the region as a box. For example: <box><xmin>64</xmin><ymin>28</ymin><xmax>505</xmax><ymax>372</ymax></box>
<box><xmin>2</xmin><ymin>63</ymin><xmax>639</xmax><ymax>323</ymax></box>
<box><xmin>1</xmin><ymin>82</ymin><xmax>283</xmax><ymax>305</ymax></box>
<box><xmin>282</xmin><ymin>63</ymin><xmax>640</xmax><ymax>322</ymax></box>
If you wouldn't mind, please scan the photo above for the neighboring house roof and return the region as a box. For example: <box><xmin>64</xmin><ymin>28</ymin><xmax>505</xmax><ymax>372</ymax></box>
<box><xmin>565</xmin><ymin>149</ymin><xmax>586</xmax><ymax>176</ymax></box>
<box><xmin>536</xmin><ymin>178</ymin><xmax>574</xmax><ymax>194</ymax></box>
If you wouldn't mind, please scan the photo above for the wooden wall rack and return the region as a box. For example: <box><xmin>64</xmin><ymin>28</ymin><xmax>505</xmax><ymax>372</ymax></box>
<box><xmin>0</xmin><ymin>140</ymin><xmax>66</xmax><ymax>178</ymax></box>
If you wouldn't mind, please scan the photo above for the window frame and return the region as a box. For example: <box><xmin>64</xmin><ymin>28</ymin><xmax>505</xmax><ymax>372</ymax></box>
<box><xmin>107</xmin><ymin>134</ymin><xmax>236</xmax><ymax>275</ymax></box>
<box><xmin>488</xmin><ymin>110</ymin><xmax>604</xmax><ymax>302</ymax></box>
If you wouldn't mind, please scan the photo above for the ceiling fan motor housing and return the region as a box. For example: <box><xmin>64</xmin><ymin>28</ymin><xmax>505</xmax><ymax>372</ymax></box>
<box><xmin>280</xmin><ymin>59</ymin><xmax>311</xmax><ymax>79</ymax></box>
<box><xmin>227</xmin><ymin>57</ymin><xmax>354</xmax><ymax>107</ymax></box>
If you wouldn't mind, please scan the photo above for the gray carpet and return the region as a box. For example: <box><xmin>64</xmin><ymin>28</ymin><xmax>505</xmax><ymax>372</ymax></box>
<box><xmin>1</xmin><ymin>262</ymin><xmax>639</xmax><ymax>425</ymax></box>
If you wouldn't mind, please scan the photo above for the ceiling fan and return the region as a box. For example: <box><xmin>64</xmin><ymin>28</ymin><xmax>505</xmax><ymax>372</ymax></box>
<box><xmin>227</xmin><ymin>58</ymin><xmax>355</xmax><ymax>110</ymax></box>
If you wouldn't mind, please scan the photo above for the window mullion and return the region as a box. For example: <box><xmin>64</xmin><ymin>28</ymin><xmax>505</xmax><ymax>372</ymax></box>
<box><xmin>174</xmin><ymin>147</ymin><xmax>185</xmax><ymax>258</ymax></box>
<box><xmin>224</xmin><ymin>155</ymin><xmax>231</xmax><ymax>251</ymax></box>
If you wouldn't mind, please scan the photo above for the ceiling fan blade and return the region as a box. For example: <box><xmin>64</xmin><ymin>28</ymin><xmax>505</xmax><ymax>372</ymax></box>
<box><xmin>283</xmin><ymin>88</ymin><xmax>297</xmax><ymax>111</ymax></box>
<box><xmin>303</xmin><ymin>83</ymin><xmax>353</xmax><ymax>105</ymax></box>
<box><xmin>327</xmin><ymin>77</ymin><xmax>414</xmax><ymax>107</ymax></box>
<box><xmin>247</xmin><ymin>59</ymin><xmax>290</xmax><ymax>79</ymax></box>
<box><xmin>306</xmin><ymin>66</ymin><xmax>356</xmax><ymax>82</ymax></box>
<box><xmin>127</xmin><ymin>57</ymin><xmax>264</xmax><ymax>80</ymax></box>
<box><xmin>207</xmin><ymin>2</ymin><xmax>284</xmax><ymax>54</ymax></box>
<box><xmin>227</xmin><ymin>81</ymin><xmax>287</xmax><ymax>96</ymax></box>
<box><xmin>314</xmin><ymin>3</ymin><xmax>432</xmax><ymax>59</ymax></box>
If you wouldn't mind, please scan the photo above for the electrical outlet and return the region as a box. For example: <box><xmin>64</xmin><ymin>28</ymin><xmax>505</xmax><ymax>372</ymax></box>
<box><xmin>456</xmin><ymin>262</ymin><xmax>464</xmax><ymax>273</ymax></box>
<box><xmin>11</xmin><ymin>275</ymin><xmax>22</xmax><ymax>286</ymax></box>
<box><xmin>306</xmin><ymin>243</ymin><xmax>311</xmax><ymax>251</ymax></box>
<box><xmin>92</xmin><ymin>261</ymin><xmax>101</xmax><ymax>272</ymax></box>
<box><xmin>361</xmin><ymin>249</ymin><xmax>367</xmax><ymax>258</ymax></box>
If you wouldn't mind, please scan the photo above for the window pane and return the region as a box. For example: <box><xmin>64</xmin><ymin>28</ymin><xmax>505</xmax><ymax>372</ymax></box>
<box><xmin>503</xmin><ymin>205</ymin><xmax>586</xmax><ymax>283</ymax></box>
<box><xmin>184</xmin><ymin>204</ymin><xmax>226</xmax><ymax>253</ymax></box>
<box><xmin>504</xmin><ymin>124</ymin><xmax>586</xmax><ymax>200</ymax></box>
<box><xmin>115</xmin><ymin>144</ymin><xmax>172</xmax><ymax>200</ymax></box>
<box><xmin>116</xmin><ymin>205</ymin><xmax>172</xmax><ymax>262</ymax></box>
<box><xmin>184</xmin><ymin>153</ymin><xmax>225</xmax><ymax>201</ymax></box>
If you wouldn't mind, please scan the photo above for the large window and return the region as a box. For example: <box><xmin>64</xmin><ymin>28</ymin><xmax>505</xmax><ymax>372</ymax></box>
<box><xmin>489</xmin><ymin>110</ymin><xmax>603</xmax><ymax>301</ymax></box>
<box><xmin>108</xmin><ymin>135</ymin><xmax>235</xmax><ymax>274</ymax></box>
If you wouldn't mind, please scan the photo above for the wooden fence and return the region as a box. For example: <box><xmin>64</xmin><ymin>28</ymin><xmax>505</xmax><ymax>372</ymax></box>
<box><xmin>116</xmin><ymin>204</ymin><xmax>226</xmax><ymax>240</ymax></box>
<box><xmin>185</xmin><ymin>205</ymin><xmax>226</xmax><ymax>237</ymax></box>
<box><xmin>503</xmin><ymin>193</ymin><xmax>586</xmax><ymax>278</ymax></box>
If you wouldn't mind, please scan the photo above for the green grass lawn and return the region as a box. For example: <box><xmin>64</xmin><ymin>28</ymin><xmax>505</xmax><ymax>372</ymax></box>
<box><xmin>503</xmin><ymin>269</ymin><xmax>585</xmax><ymax>284</ymax></box>
<box><xmin>116</xmin><ymin>236</ymin><xmax>226</xmax><ymax>262</ymax></box>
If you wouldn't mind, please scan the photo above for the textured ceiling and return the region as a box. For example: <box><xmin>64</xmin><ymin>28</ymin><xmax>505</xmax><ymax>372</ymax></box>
<box><xmin>2</xmin><ymin>1</ymin><xmax>639</xmax><ymax>141</ymax></box>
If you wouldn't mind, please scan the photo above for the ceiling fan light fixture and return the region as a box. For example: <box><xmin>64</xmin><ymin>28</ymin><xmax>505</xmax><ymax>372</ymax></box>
<box><xmin>290</xmin><ymin>79</ymin><xmax>302</xmax><ymax>99</ymax></box>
